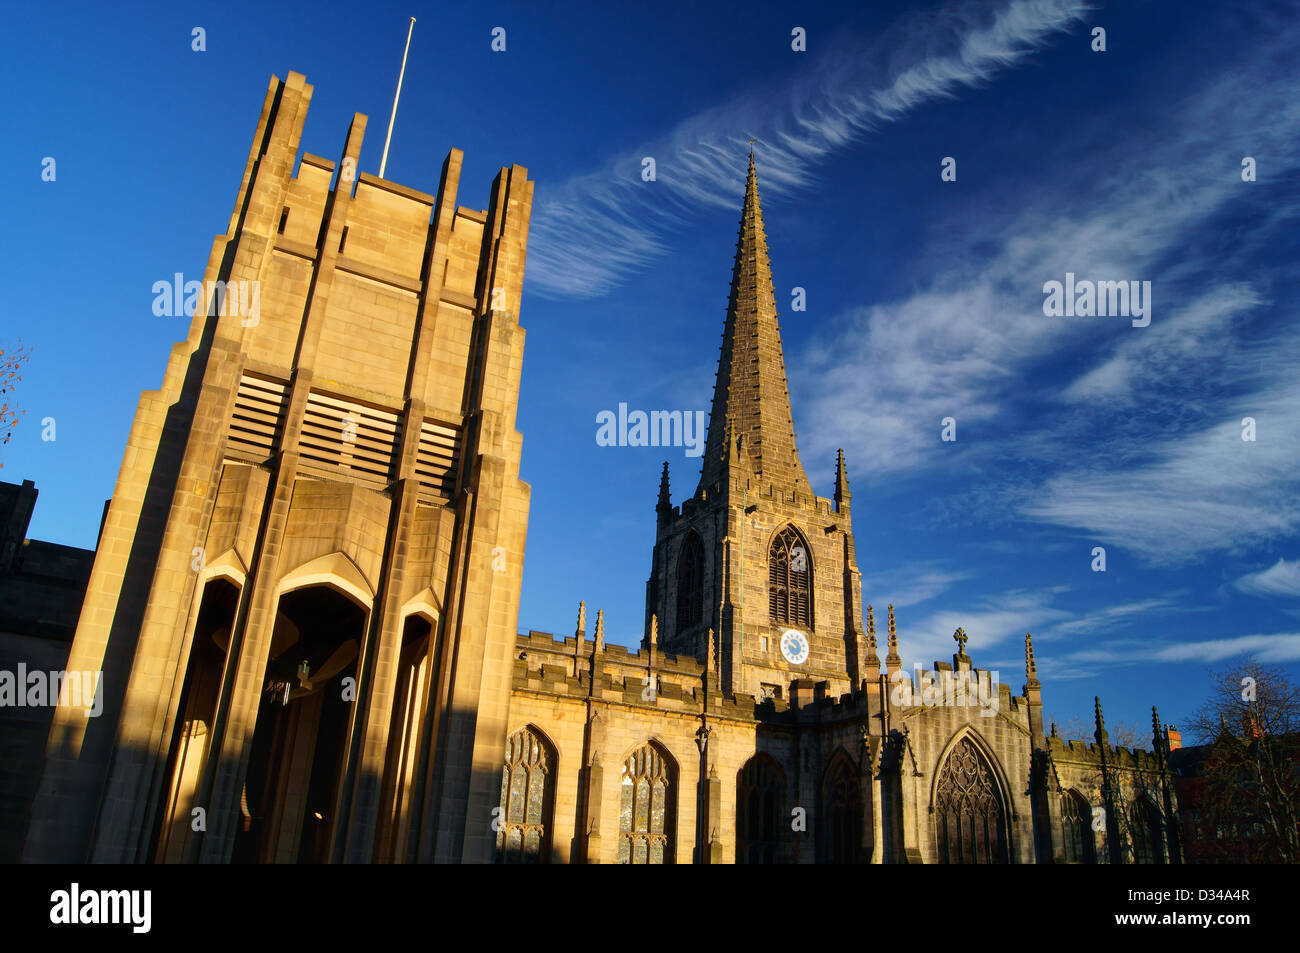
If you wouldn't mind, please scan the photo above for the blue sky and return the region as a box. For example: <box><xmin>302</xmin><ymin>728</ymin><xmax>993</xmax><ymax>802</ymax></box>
<box><xmin>3</xmin><ymin>0</ymin><xmax>1299</xmax><ymax>742</ymax></box>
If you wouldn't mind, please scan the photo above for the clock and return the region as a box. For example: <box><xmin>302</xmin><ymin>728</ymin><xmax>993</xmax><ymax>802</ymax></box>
<box><xmin>780</xmin><ymin>629</ymin><xmax>809</xmax><ymax>665</ymax></box>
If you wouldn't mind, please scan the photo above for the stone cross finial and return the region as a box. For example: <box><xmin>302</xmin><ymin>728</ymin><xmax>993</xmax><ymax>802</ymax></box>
<box><xmin>954</xmin><ymin>627</ymin><xmax>968</xmax><ymax>655</ymax></box>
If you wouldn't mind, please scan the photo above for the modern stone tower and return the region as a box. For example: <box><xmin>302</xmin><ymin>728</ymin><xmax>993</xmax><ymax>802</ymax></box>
<box><xmin>23</xmin><ymin>72</ymin><xmax>533</xmax><ymax>863</ymax></box>
<box><xmin>646</xmin><ymin>155</ymin><xmax>867</xmax><ymax>700</ymax></box>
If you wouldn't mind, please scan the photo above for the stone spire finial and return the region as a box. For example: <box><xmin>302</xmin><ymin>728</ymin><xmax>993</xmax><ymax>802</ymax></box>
<box><xmin>1050</xmin><ymin>722</ymin><xmax>1059</xmax><ymax>739</ymax></box>
<box><xmin>649</xmin><ymin>613</ymin><xmax>658</xmax><ymax>647</ymax></box>
<box><xmin>883</xmin><ymin>603</ymin><xmax>904</xmax><ymax>670</ymax></box>
<box><xmin>1094</xmin><ymin>696</ymin><xmax>1108</xmax><ymax>745</ymax></box>
<box><xmin>706</xmin><ymin>628</ymin><xmax>716</xmax><ymax>673</ymax></box>
<box><xmin>1151</xmin><ymin>705</ymin><xmax>1163</xmax><ymax>752</ymax></box>
<box><xmin>575</xmin><ymin>600</ymin><xmax>586</xmax><ymax>637</ymax></box>
<box><xmin>1024</xmin><ymin>632</ymin><xmax>1039</xmax><ymax>687</ymax></box>
<box><xmin>865</xmin><ymin>605</ymin><xmax>878</xmax><ymax>660</ymax></box>
<box><xmin>656</xmin><ymin>462</ymin><xmax>671</xmax><ymax>523</ymax></box>
<box><xmin>834</xmin><ymin>448</ymin><xmax>851</xmax><ymax>512</ymax></box>
<box><xmin>594</xmin><ymin>610</ymin><xmax>605</xmax><ymax>651</ymax></box>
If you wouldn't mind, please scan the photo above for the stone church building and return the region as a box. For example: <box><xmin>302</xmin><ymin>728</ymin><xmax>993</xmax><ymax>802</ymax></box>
<box><xmin>12</xmin><ymin>72</ymin><xmax>1180</xmax><ymax>864</ymax></box>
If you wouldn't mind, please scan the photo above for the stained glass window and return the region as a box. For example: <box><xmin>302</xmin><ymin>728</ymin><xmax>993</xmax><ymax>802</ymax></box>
<box><xmin>1061</xmin><ymin>790</ymin><xmax>1095</xmax><ymax>863</ymax></box>
<box><xmin>737</xmin><ymin>755</ymin><xmax>786</xmax><ymax>863</ymax></box>
<box><xmin>676</xmin><ymin>533</ymin><xmax>704</xmax><ymax>632</ymax></box>
<box><xmin>769</xmin><ymin>526</ymin><xmax>812</xmax><ymax>627</ymax></box>
<box><xmin>617</xmin><ymin>743</ymin><xmax>674</xmax><ymax>864</ymax></box>
<box><xmin>1129</xmin><ymin>797</ymin><xmax>1163</xmax><ymax>864</ymax></box>
<box><xmin>495</xmin><ymin>727</ymin><xmax>553</xmax><ymax>863</ymax></box>
<box><xmin>934</xmin><ymin>737</ymin><xmax>1008</xmax><ymax>863</ymax></box>
<box><xmin>820</xmin><ymin>752</ymin><xmax>862</xmax><ymax>863</ymax></box>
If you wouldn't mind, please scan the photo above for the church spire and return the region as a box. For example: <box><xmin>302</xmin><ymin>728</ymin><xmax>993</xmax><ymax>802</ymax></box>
<box><xmin>697</xmin><ymin>154</ymin><xmax>812</xmax><ymax>497</ymax></box>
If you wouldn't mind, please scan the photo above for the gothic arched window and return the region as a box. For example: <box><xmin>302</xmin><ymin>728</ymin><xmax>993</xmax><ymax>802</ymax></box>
<box><xmin>934</xmin><ymin>736</ymin><xmax>1009</xmax><ymax>864</ymax></box>
<box><xmin>495</xmin><ymin>726</ymin><xmax>554</xmax><ymax>863</ymax></box>
<box><xmin>820</xmin><ymin>751</ymin><xmax>862</xmax><ymax>864</ymax></box>
<box><xmin>618</xmin><ymin>742</ymin><xmax>675</xmax><ymax>864</ymax></box>
<box><xmin>1129</xmin><ymin>797</ymin><xmax>1163</xmax><ymax>864</ymax></box>
<box><xmin>769</xmin><ymin>526</ymin><xmax>812</xmax><ymax>627</ymax></box>
<box><xmin>737</xmin><ymin>755</ymin><xmax>786</xmax><ymax>863</ymax></box>
<box><xmin>675</xmin><ymin>532</ymin><xmax>704</xmax><ymax>632</ymax></box>
<box><xmin>1061</xmin><ymin>789</ymin><xmax>1095</xmax><ymax>863</ymax></box>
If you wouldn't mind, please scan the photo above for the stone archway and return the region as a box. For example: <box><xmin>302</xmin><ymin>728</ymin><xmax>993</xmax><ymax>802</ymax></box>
<box><xmin>232</xmin><ymin>584</ymin><xmax>368</xmax><ymax>863</ymax></box>
<box><xmin>153</xmin><ymin>576</ymin><xmax>240</xmax><ymax>862</ymax></box>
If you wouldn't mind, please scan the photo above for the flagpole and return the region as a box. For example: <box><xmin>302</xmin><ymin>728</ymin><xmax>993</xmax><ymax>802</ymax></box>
<box><xmin>379</xmin><ymin>17</ymin><xmax>416</xmax><ymax>180</ymax></box>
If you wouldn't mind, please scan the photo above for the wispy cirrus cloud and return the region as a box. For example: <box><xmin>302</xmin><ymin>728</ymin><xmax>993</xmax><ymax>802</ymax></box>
<box><xmin>1022</xmin><ymin>373</ymin><xmax>1300</xmax><ymax>564</ymax></box>
<box><xmin>793</xmin><ymin>10</ymin><xmax>1300</xmax><ymax>569</ymax></box>
<box><xmin>1044</xmin><ymin>597</ymin><xmax>1190</xmax><ymax>639</ymax></box>
<box><xmin>1046</xmin><ymin>633</ymin><xmax>1300</xmax><ymax>680</ymax></box>
<box><xmin>1236</xmin><ymin>558</ymin><xmax>1300</xmax><ymax>600</ymax></box>
<box><xmin>527</xmin><ymin>0</ymin><xmax>1092</xmax><ymax>297</ymax></box>
<box><xmin>862</xmin><ymin>563</ymin><xmax>971</xmax><ymax>609</ymax></box>
<box><xmin>897</xmin><ymin>587</ymin><xmax>1071</xmax><ymax>667</ymax></box>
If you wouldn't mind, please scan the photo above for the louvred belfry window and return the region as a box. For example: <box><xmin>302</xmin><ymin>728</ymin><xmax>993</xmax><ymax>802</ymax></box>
<box><xmin>769</xmin><ymin>526</ymin><xmax>812</xmax><ymax>627</ymax></box>
<box><xmin>676</xmin><ymin>533</ymin><xmax>704</xmax><ymax>632</ymax></box>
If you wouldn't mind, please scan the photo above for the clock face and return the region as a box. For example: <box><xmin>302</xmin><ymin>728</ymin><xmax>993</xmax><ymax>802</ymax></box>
<box><xmin>780</xmin><ymin>630</ymin><xmax>809</xmax><ymax>665</ymax></box>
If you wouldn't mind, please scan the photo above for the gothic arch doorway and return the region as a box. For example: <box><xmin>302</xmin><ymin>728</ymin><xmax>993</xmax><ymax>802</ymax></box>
<box><xmin>233</xmin><ymin>584</ymin><xmax>367</xmax><ymax>863</ymax></box>
<box><xmin>152</xmin><ymin>576</ymin><xmax>239</xmax><ymax>862</ymax></box>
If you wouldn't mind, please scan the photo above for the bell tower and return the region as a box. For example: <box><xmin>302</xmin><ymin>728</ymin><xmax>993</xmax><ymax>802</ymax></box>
<box><xmin>645</xmin><ymin>155</ymin><xmax>866</xmax><ymax>700</ymax></box>
<box><xmin>24</xmin><ymin>71</ymin><xmax>534</xmax><ymax>864</ymax></box>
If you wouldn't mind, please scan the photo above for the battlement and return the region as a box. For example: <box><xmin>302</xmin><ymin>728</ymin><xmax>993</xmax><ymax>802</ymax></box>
<box><xmin>511</xmin><ymin>627</ymin><xmax>1034</xmax><ymax>728</ymax></box>
<box><xmin>1049</xmin><ymin>734</ymin><xmax>1162</xmax><ymax>769</ymax></box>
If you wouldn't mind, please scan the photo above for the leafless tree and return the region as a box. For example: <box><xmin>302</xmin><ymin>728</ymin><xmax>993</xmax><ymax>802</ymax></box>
<box><xmin>1184</xmin><ymin>658</ymin><xmax>1300</xmax><ymax>863</ymax></box>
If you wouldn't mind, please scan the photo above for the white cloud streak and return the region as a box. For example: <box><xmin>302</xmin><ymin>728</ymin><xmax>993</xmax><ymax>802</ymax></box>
<box><xmin>794</xmin><ymin>12</ymin><xmax>1300</xmax><ymax>565</ymax></box>
<box><xmin>1236</xmin><ymin>558</ymin><xmax>1300</xmax><ymax>600</ymax></box>
<box><xmin>527</xmin><ymin>0</ymin><xmax>1092</xmax><ymax>297</ymax></box>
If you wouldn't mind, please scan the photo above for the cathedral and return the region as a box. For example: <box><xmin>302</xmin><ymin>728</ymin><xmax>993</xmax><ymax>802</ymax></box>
<box><xmin>12</xmin><ymin>72</ymin><xmax>1180</xmax><ymax>864</ymax></box>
